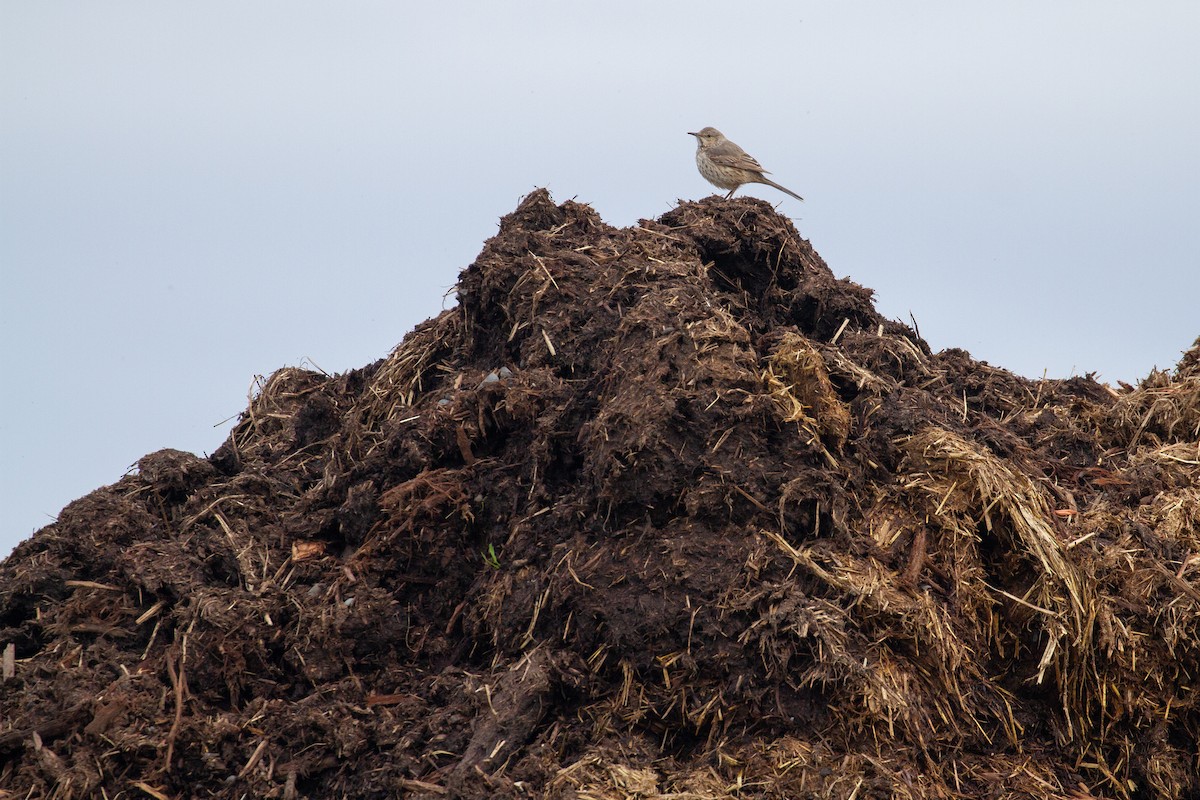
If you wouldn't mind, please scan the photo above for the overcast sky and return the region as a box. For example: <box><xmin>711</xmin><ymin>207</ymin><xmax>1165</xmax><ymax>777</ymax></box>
<box><xmin>3</xmin><ymin>2</ymin><xmax>1198</xmax><ymax>558</ymax></box>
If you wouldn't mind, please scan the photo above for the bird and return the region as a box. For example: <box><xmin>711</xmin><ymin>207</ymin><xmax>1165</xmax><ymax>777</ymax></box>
<box><xmin>688</xmin><ymin>127</ymin><xmax>803</xmax><ymax>201</ymax></box>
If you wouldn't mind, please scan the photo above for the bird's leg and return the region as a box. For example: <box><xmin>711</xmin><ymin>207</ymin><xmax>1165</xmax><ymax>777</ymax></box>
<box><xmin>724</xmin><ymin>188</ymin><xmax>737</xmax><ymax>199</ymax></box>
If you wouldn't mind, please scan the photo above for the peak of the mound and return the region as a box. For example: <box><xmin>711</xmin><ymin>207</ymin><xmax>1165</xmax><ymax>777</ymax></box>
<box><xmin>3</xmin><ymin>190</ymin><xmax>1200</xmax><ymax>799</ymax></box>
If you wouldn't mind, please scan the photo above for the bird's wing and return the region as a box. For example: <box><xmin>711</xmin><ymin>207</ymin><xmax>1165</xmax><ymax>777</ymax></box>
<box><xmin>708</xmin><ymin>142</ymin><xmax>768</xmax><ymax>174</ymax></box>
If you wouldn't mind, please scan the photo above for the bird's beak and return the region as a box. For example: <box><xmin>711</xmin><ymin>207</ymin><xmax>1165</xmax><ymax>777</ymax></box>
<box><xmin>688</xmin><ymin>131</ymin><xmax>699</xmax><ymax>137</ymax></box>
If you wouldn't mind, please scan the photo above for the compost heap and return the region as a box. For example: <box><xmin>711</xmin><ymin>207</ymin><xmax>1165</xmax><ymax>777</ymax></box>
<box><xmin>3</xmin><ymin>191</ymin><xmax>1200</xmax><ymax>800</ymax></box>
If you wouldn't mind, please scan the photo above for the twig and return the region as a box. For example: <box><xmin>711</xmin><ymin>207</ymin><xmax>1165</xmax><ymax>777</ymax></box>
<box><xmin>529</xmin><ymin>251</ymin><xmax>559</xmax><ymax>289</ymax></box>
<box><xmin>398</xmin><ymin>779</ymin><xmax>447</xmax><ymax>795</ymax></box>
<box><xmin>132</xmin><ymin>781</ymin><xmax>171</xmax><ymax>800</ymax></box>
<box><xmin>731</xmin><ymin>484</ymin><xmax>770</xmax><ymax>513</ymax></box>
<box><xmin>163</xmin><ymin>637</ymin><xmax>188</xmax><ymax>772</ymax></box>
<box><xmin>237</xmin><ymin>739</ymin><xmax>269</xmax><ymax>779</ymax></box>
<box><xmin>830</xmin><ymin>317</ymin><xmax>850</xmax><ymax>345</ymax></box>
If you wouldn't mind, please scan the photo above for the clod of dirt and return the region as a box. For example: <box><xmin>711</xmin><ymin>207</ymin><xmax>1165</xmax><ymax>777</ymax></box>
<box><xmin>3</xmin><ymin>190</ymin><xmax>1199</xmax><ymax>799</ymax></box>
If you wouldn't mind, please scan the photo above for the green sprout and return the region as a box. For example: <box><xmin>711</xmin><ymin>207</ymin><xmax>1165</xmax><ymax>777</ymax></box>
<box><xmin>483</xmin><ymin>543</ymin><xmax>501</xmax><ymax>569</ymax></box>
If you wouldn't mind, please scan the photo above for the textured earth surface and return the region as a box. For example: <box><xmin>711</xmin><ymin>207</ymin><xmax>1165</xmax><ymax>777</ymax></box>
<box><xmin>2</xmin><ymin>191</ymin><xmax>1199</xmax><ymax>799</ymax></box>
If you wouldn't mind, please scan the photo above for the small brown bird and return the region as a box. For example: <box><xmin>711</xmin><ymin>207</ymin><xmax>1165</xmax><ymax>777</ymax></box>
<box><xmin>689</xmin><ymin>126</ymin><xmax>803</xmax><ymax>201</ymax></box>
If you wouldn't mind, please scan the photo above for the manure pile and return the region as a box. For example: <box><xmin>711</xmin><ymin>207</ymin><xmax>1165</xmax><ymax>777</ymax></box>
<box><xmin>3</xmin><ymin>191</ymin><xmax>1200</xmax><ymax>799</ymax></box>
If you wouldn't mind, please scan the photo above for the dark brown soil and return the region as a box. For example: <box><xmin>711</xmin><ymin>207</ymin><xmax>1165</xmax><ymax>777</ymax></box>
<box><xmin>3</xmin><ymin>191</ymin><xmax>1200</xmax><ymax>799</ymax></box>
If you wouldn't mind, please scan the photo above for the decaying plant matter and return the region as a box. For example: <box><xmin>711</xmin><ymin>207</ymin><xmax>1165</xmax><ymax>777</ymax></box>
<box><xmin>3</xmin><ymin>190</ymin><xmax>1199</xmax><ymax>799</ymax></box>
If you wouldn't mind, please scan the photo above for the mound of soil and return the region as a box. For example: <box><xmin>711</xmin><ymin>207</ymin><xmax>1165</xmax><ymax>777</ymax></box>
<box><xmin>3</xmin><ymin>191</ymin><xmax>1200</xmax><ymax>799</ymax></box>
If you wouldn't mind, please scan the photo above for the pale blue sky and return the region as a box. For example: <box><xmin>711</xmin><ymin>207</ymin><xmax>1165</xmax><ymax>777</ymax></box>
<box><xmin>3</xmin><ymin>2</ymin><xmax>1199</xmax><ymax>557</ymax></box>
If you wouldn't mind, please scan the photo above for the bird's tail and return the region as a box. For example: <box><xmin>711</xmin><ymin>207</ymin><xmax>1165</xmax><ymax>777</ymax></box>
<box><xmin>762</xmin><ymin>178</ymin><xmax>804</xmax><ymax>202</ymax></box>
